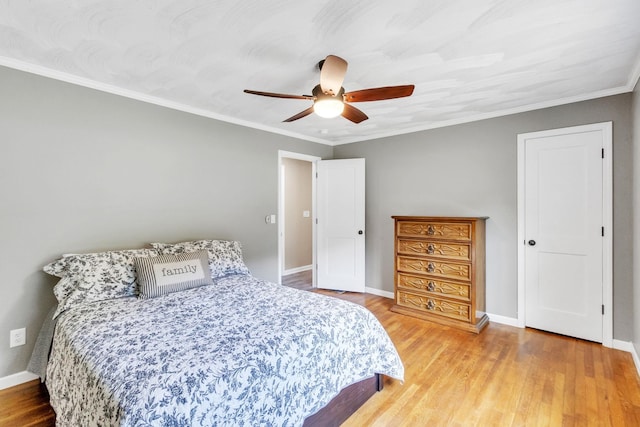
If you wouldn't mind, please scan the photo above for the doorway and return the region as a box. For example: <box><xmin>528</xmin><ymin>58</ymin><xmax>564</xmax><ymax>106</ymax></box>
<box><xmin>517</xmin><ymin>122</ymin><xmax>612</xmax><ymax>346</ymax></box>
<box><xmin>278</xmin><ymin>151</ymin><xmax>320</xmax><ymax>289</ymax></box>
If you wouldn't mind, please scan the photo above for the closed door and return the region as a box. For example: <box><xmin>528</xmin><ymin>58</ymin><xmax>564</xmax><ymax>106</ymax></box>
<box><xmin>523</xmin><ymin>125</ymin><xmax>604</xmax><ymax>342</ymax></box>
<box><xmin>316</xmin><ymin>158</ymin><xmax>365</xmax><ymax>292</ymax></box>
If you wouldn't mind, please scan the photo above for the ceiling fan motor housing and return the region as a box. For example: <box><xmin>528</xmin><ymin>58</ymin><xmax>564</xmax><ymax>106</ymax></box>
<box><xmin>313</xmin><ymin>84</ymin><xmax>345</xmax><ymax>100</ymax></box>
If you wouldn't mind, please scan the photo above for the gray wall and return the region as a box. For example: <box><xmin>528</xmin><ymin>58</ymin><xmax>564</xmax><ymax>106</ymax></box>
<box><xmin>334</xmin><ymin>94</ymin><xmax>633</xmax><ymax>340</ymax></box>
<box><xmin>1</xmin><ymin>61</ymin><xmax>636</xmax><ymax>380</ymax></box>
<box><xmin>0</xmin><ymin>65</ymin><xmax>332</xmax><ymax>378</ymax></box>
<box><xmin>283</xmin><ymin>158</ymin><xmax>313</xmax><ymax>271</ymax></box>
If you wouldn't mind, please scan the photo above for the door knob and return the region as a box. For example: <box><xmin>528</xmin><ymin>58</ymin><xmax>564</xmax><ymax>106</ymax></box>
<box><xmin>358</xmin><ymin>230</ymin><xmax>364</xmax><ymax>235</ymax></box>
<box><xmin>528</xmin><ymin>240</ymin><xmax>536</xmax><ymax>246</ymax></box>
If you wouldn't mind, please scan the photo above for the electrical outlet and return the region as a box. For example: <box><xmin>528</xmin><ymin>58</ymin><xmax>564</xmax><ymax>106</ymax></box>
<box><xmin>10</xmin><ymin>328</ymin><xmax>26</xmax><ymax>348</ymax></box>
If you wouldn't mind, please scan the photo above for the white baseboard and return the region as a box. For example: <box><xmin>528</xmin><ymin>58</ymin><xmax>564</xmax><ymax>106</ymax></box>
<box><xmin>365</xmin><ymin>287</ymin><xmax>394</xmax><ymax>299</ymax></box>
<box><xmin>0</xmin><ymin>370</ymin><xmax>39</xmax><ymax>390</ymax></box>
<box><xmin>486</xmin><ymin>312</ymin><xmax>520</xmax><ymax>328</ymax></box>
<box><xmin>612</xmin><ymin>339</ymin><xmax>635</xmax><ymax>352</ymax></box>
<box><xmin>629</xmin><ymin>343</ymin><xmax>640</xmax><ymax>378</ymax></box>
<box><xmin>282</xmin><ymin>265</ymin><xmax>312</xmax><ymax>276</ymax></box>
<box><xmin>612</xmin><ymin>340</ymin><xmax>640</xmax><ymax>378</ymax></box>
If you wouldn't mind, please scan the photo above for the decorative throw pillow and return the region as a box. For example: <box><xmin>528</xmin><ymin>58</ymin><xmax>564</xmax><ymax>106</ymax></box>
<box><xmin>150</xmin><ymin>240</ymin><xmax>250</xmax><ymax>279</ymax></box>
<box><xmin>43</xmin><ymin>248</ymin><xmax>160</xmax><ymax>318</ymax></box>
<box><xmin>135</xmin><ymin>250</ymin><xmax>213</xmax><ymax>299</ymax></box>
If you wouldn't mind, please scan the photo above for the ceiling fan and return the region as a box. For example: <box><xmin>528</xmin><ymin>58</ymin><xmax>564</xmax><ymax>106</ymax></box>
<box><xmin>244</xmin><ymin>55</ymin><xmax>415</xmax><ymax>124</ymax></box>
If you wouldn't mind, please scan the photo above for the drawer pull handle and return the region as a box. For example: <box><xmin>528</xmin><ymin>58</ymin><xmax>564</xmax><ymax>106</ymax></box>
<box><xmin>426</xmin><ymin>225</ymin><xmax>435</xmax><ymax>235</ymax></box>
<box><xmin>426</xmin><ymin>262</ymin><xmax>435</xmax><ymax>273</ymax></box>
<box><xmin>426</xmin><ymin>300</ymin><xmax>435</xmax><ymax>310</ymax></box>
<box><xmin>426</xmin><ymin>244</ymin><xmax>435</xmax><ymax>254</ymax></box>
<box><xmin>427</xmin><ymin>281</ymin><xmax>436</xmax><ymax>292</ymax></box>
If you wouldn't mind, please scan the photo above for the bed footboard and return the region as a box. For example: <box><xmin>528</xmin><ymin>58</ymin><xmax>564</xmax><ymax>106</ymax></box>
<box><xmin>303</xmin><ymin>374</ymin><xmax>383</xmax><ymax>427</ymax></box>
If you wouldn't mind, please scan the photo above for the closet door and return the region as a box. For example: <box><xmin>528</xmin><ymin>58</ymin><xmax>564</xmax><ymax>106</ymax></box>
<box><xmin>523</xmin><ymin>125</ymin><xmax>605</xmax><ymax>342</ymax></box>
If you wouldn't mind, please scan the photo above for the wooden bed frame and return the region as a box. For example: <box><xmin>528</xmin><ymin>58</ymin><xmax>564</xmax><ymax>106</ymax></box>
<box><xmin>303</xmin><ymin>374</ymin><xmax>383</xmax><ymax>426</ymax></box>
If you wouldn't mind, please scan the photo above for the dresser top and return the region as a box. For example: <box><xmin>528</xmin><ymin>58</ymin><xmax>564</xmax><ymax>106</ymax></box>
<box><xmin>392</xmin><ymin>216</ymin><xmax>489</xmax><ymax>221</ymax></box>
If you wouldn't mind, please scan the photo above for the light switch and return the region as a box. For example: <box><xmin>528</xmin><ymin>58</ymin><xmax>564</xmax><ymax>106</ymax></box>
<box><xmin>303</xmin><ymin>210</ymin><xmax>310</xmax><ymax>218</ymax></box>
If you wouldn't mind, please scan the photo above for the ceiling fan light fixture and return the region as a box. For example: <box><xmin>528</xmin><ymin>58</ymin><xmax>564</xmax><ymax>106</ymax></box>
<box><xmin>244</xmin><ymin>57</ymin><xmax>414</xmax><ymax>124</ymax></box>
<box><xmin>313</xmin><ymin>98</ymin><xmax>344</xmax><ymax>118</ymax></box>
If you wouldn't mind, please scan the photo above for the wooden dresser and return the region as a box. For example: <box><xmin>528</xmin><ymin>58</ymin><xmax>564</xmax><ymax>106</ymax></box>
<box><xmin>390</xmin><ymin>216</ymin><xmax>489</xmax><ymax>333</ymax></box>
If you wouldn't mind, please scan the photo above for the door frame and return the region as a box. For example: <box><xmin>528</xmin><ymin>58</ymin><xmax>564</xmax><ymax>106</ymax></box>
<box><xmin>277</xmin><ymin>150</ymin><xmax>321</xmax><ymax>286</ymax></box>
<box><xmin>516</xmin><ymin>122</ymin><xmax>612</xmax><ymax>347</ymax></box>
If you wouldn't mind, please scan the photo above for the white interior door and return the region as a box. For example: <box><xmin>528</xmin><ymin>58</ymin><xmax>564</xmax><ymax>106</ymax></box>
<box><xmin>523</xmin><ymin>126</ymin><xmax>604</xmax><ymax>342</ymax></box>
<box><xmin>316</xmin><ymin>158</ymin><xmax>365</xmax><ymax>292</ymax></box>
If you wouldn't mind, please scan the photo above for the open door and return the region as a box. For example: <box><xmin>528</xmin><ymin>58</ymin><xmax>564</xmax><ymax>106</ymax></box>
<box><xmin>316</xmin><ymin>158</ymin><xmax>365</xmax><ymax>292</ymax></box>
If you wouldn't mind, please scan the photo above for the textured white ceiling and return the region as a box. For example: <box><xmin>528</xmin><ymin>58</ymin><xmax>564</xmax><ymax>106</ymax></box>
<box><xmin>1</xmin><ymin>0</ymin><xmax>639</xmax><ymax>145</ymax></box>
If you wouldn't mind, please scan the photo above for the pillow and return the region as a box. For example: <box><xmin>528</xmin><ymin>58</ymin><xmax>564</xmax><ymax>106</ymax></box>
<box><xmin>135</xmin><ymin>251</ymin><xmax>213</xmax><ymax>299</ymax></box>
<box><xmin>150</xmin><ymin>240</ymin><xmax>250</xmax><ymax>279</ymax></box>
<box><xmin>43</xmin><ymin>248</ymin><xmax>159</xmax><ymax>318</ymax></box>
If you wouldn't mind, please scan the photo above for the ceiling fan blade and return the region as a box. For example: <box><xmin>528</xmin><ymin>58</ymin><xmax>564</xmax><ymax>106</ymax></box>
<box><xmin>283</xmin><ymin>106</ymin><xmax>315</xmax><ymax>122</ymax></box>
<box><xmin>342</xmin><ymin>103</ymin><xmax>368</xmax><ymax>124</ymax></box>
<box><xmin>319</xmin><ymin>55</ymin><xmax>348</xmax><ymax>96</ymax></box>
<box><xmin>244</xmin><ymin>89</ymin><xmax>313</xmax><ymax>100</ymax></box>
<box><xmin>344</xmin><ymin>85</ymin><xmax>415</xmax><ymax>102</ymax></box>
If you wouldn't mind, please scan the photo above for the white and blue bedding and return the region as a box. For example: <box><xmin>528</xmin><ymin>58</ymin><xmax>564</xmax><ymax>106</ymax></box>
<box><xmin>46</xmin><ymin>274</ymin><xmax>403</xmax><ymax>426</ymax></box>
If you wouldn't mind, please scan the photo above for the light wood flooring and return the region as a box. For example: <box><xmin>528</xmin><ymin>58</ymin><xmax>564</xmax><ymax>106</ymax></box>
<box><xmin>322</xmin><ymin>291</ymin><xmax>640</xmax><ymax>426</ymax></box>
<box><xmin>2</xmin><ymin>290</ymin><xmax>640</xmax><ymax>426</ymax></box>
<box><xmin>282</xmin><ymin>269</ymin><xmax>313</xmax><ymax>291</ymax></box>
<box><xmin>0</xmin><ymin>378</ymin><xmax>54</xmax><ymax>426</ymax></box>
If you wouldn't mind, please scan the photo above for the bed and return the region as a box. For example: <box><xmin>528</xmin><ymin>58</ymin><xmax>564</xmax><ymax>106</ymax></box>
<box><xmin>34</xmin><ymin>240</ymin><xmax>403</xmax><ymax>426</ymax></box>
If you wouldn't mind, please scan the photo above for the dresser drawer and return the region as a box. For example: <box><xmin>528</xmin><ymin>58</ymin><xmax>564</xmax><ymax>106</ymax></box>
<box><xmin>397</xmin><ymin>239</ymin><xmax>471</xmax><ymax>261</ymax></box>
<box><xmin>397</xmin><ymin>256</ymin><xmax>471</xmax><ymax>282</ymax></box>
<box><xmin>396</xmin><ymin>290</ymin><xmax>471</xmax><ymax>322</ymax></box>
<box><xmin>397</xmin><ymin>273</ymin><xmax>471</xmax><ymax>301</ymax></box>
<box><xmin>397</xmin><ymin>221</ymin><xmax>472</xmax><ymax>241</ymax></box>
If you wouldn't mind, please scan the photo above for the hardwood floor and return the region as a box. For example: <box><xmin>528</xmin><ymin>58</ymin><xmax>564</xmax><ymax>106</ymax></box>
<box><xmin>2</xmin><ymin>290</ymin><xmax>640</xmax><ymax>426</ymax></box>
<box><xmin>0</xmin><ymin>379</ymin><xmax>54</xmax><ymax>426</ymax></box>
<box><xmin>282</xmin><ymin>269</ymin><xmax>313</xmax><ymax>291</ymax></box>
<box><xmin>320</xmin><ymin>291</ymin><xmax>640</xmax><ymax>426</ymax></box>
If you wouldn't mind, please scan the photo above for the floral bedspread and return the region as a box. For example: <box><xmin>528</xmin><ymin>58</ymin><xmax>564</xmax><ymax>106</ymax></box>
<box><xmin>46</xmin><ymin>275</ymin><xmax>404</xmax><ymax>426</ymax></box>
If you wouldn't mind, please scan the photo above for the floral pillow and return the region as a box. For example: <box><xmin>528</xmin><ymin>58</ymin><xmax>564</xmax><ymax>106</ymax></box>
<box><xmin>150</xmin><ymin>240</ymin><xmax>250</xmax><ymax>279</ymax></box>
<box><xmin>43</xmin><ymin>248</ymin><xmax>159</xmax><ymax>318</ymax></box>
